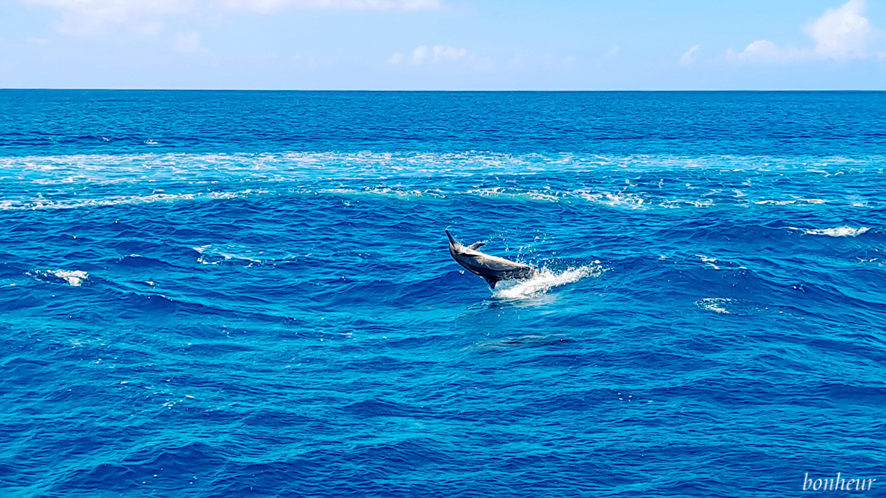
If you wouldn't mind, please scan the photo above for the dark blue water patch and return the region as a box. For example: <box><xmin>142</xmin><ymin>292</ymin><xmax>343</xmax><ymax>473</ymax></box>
<box><xmin>2</xmin><ymin>90</ymin><xmax>886</xmax><ymax>157</ymax></box>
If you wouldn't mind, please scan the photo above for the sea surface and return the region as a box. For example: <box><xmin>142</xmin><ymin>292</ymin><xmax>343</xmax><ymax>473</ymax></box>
<box><xmin>1</xmin><ymin>91</ymin><xmax>885</xmax><ymax>497</ymax></box>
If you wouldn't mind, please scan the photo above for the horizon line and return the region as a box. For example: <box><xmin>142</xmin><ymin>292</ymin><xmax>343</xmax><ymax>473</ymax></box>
<box><xmin>2</xmin><ymin>88</ymin><xmax>885</xmax><ymax>92</ymax></box>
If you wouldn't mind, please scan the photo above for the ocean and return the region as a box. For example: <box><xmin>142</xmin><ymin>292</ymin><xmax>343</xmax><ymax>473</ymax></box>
<box><xmin>1</xmin><ymin>90</ymin><xmax>884</xmax><ymax>497</ymax></box>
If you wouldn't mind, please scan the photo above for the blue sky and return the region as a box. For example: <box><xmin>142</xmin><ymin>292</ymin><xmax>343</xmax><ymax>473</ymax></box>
<box><xmin>0</xmin><ymin>0</ymin><xmax>884</xmax><ymax>89</ymax></box>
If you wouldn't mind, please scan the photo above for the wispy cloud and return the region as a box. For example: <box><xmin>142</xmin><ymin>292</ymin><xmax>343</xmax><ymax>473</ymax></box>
<box><xmin>19</xmin><ymin>0</ymin><xmax>441</xmax><ymax>35</ymax></box>
<box><xmin>731</xmin><ymin>40</ymin><xmax>788</xmax><ymax>62</ymax></box>
<box><xmin>680</xmin><ymin>44</ymin><xmax>700</xmax><ymax>66</ymax></box>
<box><xmin>222</xmin><ymin>0</ymin><xmax>440</xmax><ymax>13</ymax></box>
<box><xmin>388</xmin><ymin>44</ymin><xmax>491</xmax><ymax>69</ymax></box>
<box><xmin>172</xmin><ymin>32</ymin><xmax>201</xmax><ymax>53</ymax></box>
<box><xmin>729</xmin><ymin>0</ymin><xmax>875</xmax><ymax>63</ymax></box>
<box><xmin>21</xmin><ymin>0</ymin><xmax>193</xmax><ymax>35</ymax></box>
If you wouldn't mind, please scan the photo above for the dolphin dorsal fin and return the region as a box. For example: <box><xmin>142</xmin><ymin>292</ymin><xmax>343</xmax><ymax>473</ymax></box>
<box><xmin>483</xmin><ymin>276</ymin><xmax>498</xmax><ymax>289</ymax></box>
<box><xmin>467</xmin><ymin>241</ymin><xmax>487</xmax><ymax>251</ymax></box>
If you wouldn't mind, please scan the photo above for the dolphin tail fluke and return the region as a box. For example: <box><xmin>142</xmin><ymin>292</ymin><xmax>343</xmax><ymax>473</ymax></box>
<box><xmin>445</xmin><ymin>229</ymin><xmax>458</xmax><ymax>246</ymax></box>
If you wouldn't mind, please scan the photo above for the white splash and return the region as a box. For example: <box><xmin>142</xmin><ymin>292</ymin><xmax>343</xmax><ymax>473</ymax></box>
<box><xmin>31</xmin><ymin>269</ymin><xmax>89</xmax><ymax>286</ymax></box>
<box><xmin>696</xmin><ymin>254</ymin><xmax>719</xmax><ymax>269</ymax></box>
<box><xmin>492</xmin><ymin>264</ymin><xmax>602</xmax><ymax>299</ymax></box>
<box><xmin>793</xmin><ymin>226</ymin><xmax>870</xmax><ymax>237</ymax></box>
<box><xmin>696</xmin><ymin>298</ymin><xmax>731</xmax><ymax>314</ymax></box>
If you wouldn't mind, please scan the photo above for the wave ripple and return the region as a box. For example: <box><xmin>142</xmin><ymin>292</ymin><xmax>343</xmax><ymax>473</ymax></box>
<box><xmin>2</xmin><ymin>91</ymin><xmax>886</xmax><ymax>497</ymax></box>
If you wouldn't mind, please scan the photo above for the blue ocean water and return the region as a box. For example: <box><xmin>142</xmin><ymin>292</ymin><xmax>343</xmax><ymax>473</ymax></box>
<box><xmin>1</xmin><ymin>90</ymin><xmax>884</xmax><ymax>497</ymax></box>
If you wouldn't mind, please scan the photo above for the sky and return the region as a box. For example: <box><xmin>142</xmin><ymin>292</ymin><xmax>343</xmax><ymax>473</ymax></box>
<box><xmin>0</xmin><ymin>0</ymin><xmax>884</xmax><ymax>90</ymax></box>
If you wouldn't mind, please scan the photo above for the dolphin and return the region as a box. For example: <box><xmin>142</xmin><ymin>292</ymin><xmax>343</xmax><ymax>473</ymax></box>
<box><xmin>446</xmin><ymin>229</ymin><xmax>536</xmax><ymax>289</ymax></box>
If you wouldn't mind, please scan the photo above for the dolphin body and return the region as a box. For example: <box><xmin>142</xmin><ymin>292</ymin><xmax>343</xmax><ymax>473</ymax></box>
<box><xmin>446</xmin><ymin>230</ymin><xmax>536</xmax><ymax>288</ymax></box>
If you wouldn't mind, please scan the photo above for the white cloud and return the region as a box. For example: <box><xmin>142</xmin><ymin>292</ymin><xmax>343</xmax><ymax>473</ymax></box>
<box><xmin>604</xmin><ymin>46</ymin><xmax>620</xmax><ymax>58</ymax></box>
<box><xmin>680</xmin><ymin>44</ymin><xmax>700</xmax><ymax>66</ymax></box>
<box><xmin>805</xmin><ymin>0</ymin><xmax>871</xmax><ymax>60</ymax></box>
<box><xmin>432</xmin><ymin>44</ymin><xmax>467</xmax><ymax>62</ymax></box>
<box><xmin>412</xmin><ymin>44</ymin><xmax>429</xmax><ymax>64</ymax></box>
<box><xmin>729</xmin><ymin>0</ymin><xmax>876</xmax><ymax>63</ymax></box>
<box><xmin>173</xmin><ymin>32</ymin><xmax>201</xmax><ymax>53</ymax></box>
<box><xmin>26</xmin><ymin>37</ymin><xmax>51</xmax><ymax>45</ymax></box>
<box><xmin>733</xmin><ymin>40</ymin><xmax>791</xmax><ymax>62</ymax></box>
<box><xmin>388</xmin><ymin>44</ymin><xmax>492</xmax><ymax>69</ymax></box>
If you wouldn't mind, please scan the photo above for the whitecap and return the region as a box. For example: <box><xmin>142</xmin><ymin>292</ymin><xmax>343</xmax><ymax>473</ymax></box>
<box><xmin>467</xmin><ymin>187</ymin><xmax>562</xmax><ymax>203</ymax></box>
<box><xmin>684</xmin><ymin>198</ymin><xmax>714</xmax><ymax>208</ymax></box>
<box><xmin>754</xmin><ymin>200</ymin><xmax>796</xmax><ymax>205</ymax></box>
<box><xmin>792</xmin><ymin>226</ymin><xmax>870</xmax><ymax>237</ymax></box>
<box><xmin>30</xmin><ymin>269</ymin><xmax>89</xmax><ymax>286</ymax></box>
<box><xmin>319</xmin><ymin>187</ymin><xmax>443</xmax><ymax>200</ymax></box>
<box><xmin>194</xmin><ymin>244</ymin><xmax>292</xmax><ymax>266</ymax></box>
<box><xmin>577</xmin><ymin>191</ymin><xmax>646</xmax><ymax>209</ymax></box>
<box><xmin>696</xmin><ymin>298</ymin><xmax>731</xmax><ymax>314</ymax></box>
<box><xmin>696</xmin><ymin>254</ymin><xmax>720</xmax><ymax>270</ymax></box>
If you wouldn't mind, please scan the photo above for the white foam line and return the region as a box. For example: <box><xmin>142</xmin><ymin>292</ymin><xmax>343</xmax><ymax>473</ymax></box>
<box><xmin>1</xmin><ymin>190</ymin><xmax>268</xmax><ymax>211</ymax></box>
